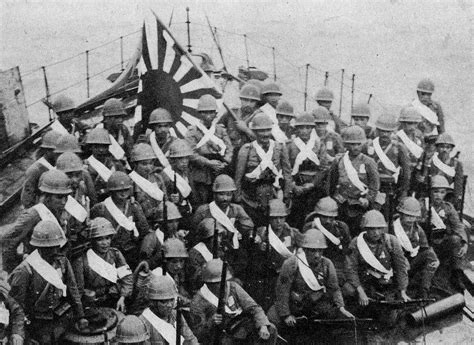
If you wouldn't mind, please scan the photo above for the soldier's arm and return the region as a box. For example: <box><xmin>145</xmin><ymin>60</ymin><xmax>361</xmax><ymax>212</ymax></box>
<box><xmin>279</xmin><ymin>143</ymin><xmax>293</xmax><ymax>199</ymax></box>
<box><xmin>365</xmin><ymin>157</ymin><xmax>380</xmax><ymax>204</ymax></box>
<box><xmin>82</xmin><ymin>170</ymin><xmax>98</xmax><ymax>206</ymax></box>
<box><xmin>275</xmin><ymin>257</ymin><xmax>297</xmax><ymax>318</ymax></box>
<box><xmin>20</xmin><ymin>167</ymin><xmax>41</xmax><ymax>209</ymax></box>
<box><xmin>7</xmin><ymin>266</ymin><xmax>30</xmax><ymax>311</ymax></box>
<box><xmin>115</xmin><ymin>249</ymin><xmax>133</xmax><ymax>297</ymax></box>
<box><xmin>445</xmin><ymin>203</ymin><xmax>468</xmax><ymax>243</ymax></box>
<box><xmin>189</xmin><ymin>298</ymin><xmax>215</xmax><ymax>341</ymax></box>
<box><xmin>325</xmin><ymin>259</ymin><xmax>344</xmax><ymax>308</ymax></box>
<box><xmin>397</xmin><ymin>144</ymin><xmax>411</xmax><ymax>198</ymax></box>
<box><xmin>131</xmin><ymin>201</ymin><xmax>151</xmax><ymax>238</ymax></box>
<box><xmin>344</xmin><ymin>240</ymin><xmax>362</xmax><ymax>289</ymax></box>
<box><xmin>185</xmin><ymin>129</ymin><xmax>213</xmax><ymax>167</ymax></box>
<box><xmin>181</xmin><ymin>315</ymin><xmax>199</xmax><ymax>345</ymax></box>
<box><xmin>5</xmin><ymin>294</ymin><xmax>25</xmax><ymax>340</ymax></box>
<box><xmin>234</xmin><ymin>204</ymin><xmax>254</xmax><ymax>238</ymax></box>
<box><xmin>435</xmin><ymin>102</ymin><xmax>445</xmax><ymax>133</ymax></box>
<box><xmin>64</xmin><ymin>259</ymin><xmax>85</xmax><ymax>318</ymax></box>
<box><xmin>232</xmin><ymin>282</ymin><xmax>270</xmax><ymax>329</ymax></box>
<box><xmin>453</xmin><ymin>161</ymin><xmax>464</xmax><ymax>210</ymax></box>
<box><xmin>417</xmin><ymin>225</ymin><xmax>430</xmax><ymax>248</ymax></box>
<box><xmin>140</xmin><ymin>232</ymin><xmax>161</xmax><ymax>267</ymax></box>
<box><xmin>338</xmin><ymin>222</ymin><xmax>352</xmax><ymax>253</ymax></box>
<box><xmin>219</xmin><ymin>126</ymin><xmax>233</xmax><ymax>165</ymax></box>
<box><xmin>234</xmin><ymin>145</ymin><xmax>250</xmax><ymax>201</ymax></box>
<box><xmin>71</xmin><ymin>256</ymin><xmax>86</xmax><ymax>296</ymax></box>
<box><xmin>327</xmin><ymin>158</ymin><xmax>340</xmax><ymax>199</ymax></box>
<box><xmin>389</xmin><ymin>236</ymin><xmax>409</xmax><ymax>292</ymax></box>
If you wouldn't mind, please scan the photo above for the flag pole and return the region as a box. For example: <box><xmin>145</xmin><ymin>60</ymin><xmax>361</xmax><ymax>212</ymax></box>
<box><xmin>324</xmin><ymin>71</ymin><xmax>329</xmax><ymax>86</ymax></box>
<box><xmin>338</xmin><ymin>68</ymin><xmax>344</xmax><ymax>117</ymax></box>
<box><xmin>351</xmin><ymin>74</ymin><xmax>355</xmax><ymax>113</ymax></box>
<box><xmin>304</xmin><ymin>64</ymin><xmax>309</xmax><ymax>111</ymax></box>
<box><xmin>185</xmin><ymin>7</ymin><xmax>192</xmax><ymax>53</ymax></box>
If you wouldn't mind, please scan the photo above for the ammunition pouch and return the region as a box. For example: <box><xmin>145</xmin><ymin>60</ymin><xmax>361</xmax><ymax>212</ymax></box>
<box><xmin>225</xmin><ymin>313</ymin><xmax>253</xmax><ymax>340</ymax></box>
<box><xmin>31</xmin><ymin>302</ymin><xmax>71</xmax><ymax>321</ymax></box>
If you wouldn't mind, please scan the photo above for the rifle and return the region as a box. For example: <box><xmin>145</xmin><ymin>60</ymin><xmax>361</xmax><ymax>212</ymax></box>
<box><xmin>163</xmin><ymin>199</ymin><xmax>169</xmax><ymax>239</ymax></box>
<box><xmin>369</xmin><ymin>298</ymin><xmax>435</xmax><ymax>309</ymax></box>
<box><xmin>162</xmin><ymin>249</ymin><xmax>167</xmax><ymax>276</ymax></box>
<box><xmin>459</xmin><ymin>175</ymin><xmax>468</xmax><ymax>218</ymax></box>
<box><xmin>426</xmin><ymin>175</ymin><xmax>434</xmax><ymax>242</ymax></box>
<box><xmin>264</xmin><ymin>205</ymin><xmax>272</xmax><ymax>307</ymax></box>
<box><xmin>414</xmin><ymin>150</ymin><xmax>427</xmax><ymax>198</ymax></box>
<box><xmin>212</xmin><ymin>219</ymin><xmax>219</xmax><ymax>258</ymax></box>
<box><xmin>213</xmin><ymin>260</ymin><xmax>228</xmax><ymax>345</ymax></box>
<box><xmin>295</xmin><ymin>316</ymin><xmax>374</xmax><ymax>326</ymax></box>
<box><xmin>173</xmin><ymin>171</ymin><xmax>178</xmax><ymax>195</ymax></box>
<box><xmin>176</xmin><ymin>297</ymin><xmax>182</xmax><ymax>345</ymax></box>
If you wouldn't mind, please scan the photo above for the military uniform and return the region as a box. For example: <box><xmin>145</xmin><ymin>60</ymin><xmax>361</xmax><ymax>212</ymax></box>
<box><xmin>418</xmin><ymin>100</ymin><xmax>445</xmax><ymax>134</ymax></box>
<box><xmin>186</xmin><ymin>242</ymin><xmax>223</xmax><ymax>293</ymax></box>
<box><xmin>220</xmin><ymin>107</ymin><xmax>256</xmax><ymax>149</ymax></box>
<box><xmin>139</xmin><ymin>230</ymin><xmax>164</xmax><ymax>270</ymax></box>
<box><xmin>396</xmin><ymin>128</ymin><xmax>425</xmax><ymax>169</ymax></box>
<box><xmin>86</xmin><ymin>156</ymin><xmax>126</xmax><ymax>202</ymax></box>
<box><xmin>132</xmin><ymin>172</ymin><xmax>167</xmax><ymax>227</ymax></box>
<box><xmin>160</xmin><ymin>170</ymin><xmax>195</xmax><ymax>229</ymax></box>
<box><xmin>20</xmin><ymin>161</ymin><xmax>50</xmax><ymax>209</ymax></box>
<box><xmin>317</xmin><ymin>130</ymin><xmax>344</xmax><ymax>162</ymax></box>
<box><xmin>146</xmin><ymin>132</ymin><xmax>176</xmax><ymax>170</ymax></box>
<box><xmin>0</xmin><ymin>291</ymin><xmax>25</xmax><ymax>344</ymax></box>
<box><xmin>106</xmin><ymin>123</ymin><xmax>134</xmax><ymax>159</ymax></box>
<box><xmin>185</xmin><ymin>124</ymin><xmax>233</xmax><ymax>205</ymax></box>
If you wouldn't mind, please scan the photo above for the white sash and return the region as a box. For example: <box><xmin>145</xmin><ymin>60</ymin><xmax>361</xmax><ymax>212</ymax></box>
<box><xmin>65</xmin><ymin>195</ymin><xmax>88</xmax><ymax>222</ymax></box>
<box><xmin>431</xmin><ymin>206</ymin><xmax>446</xmax><ymax>230</ymax></box>
<box><xmin>412</xmin><ymin>99</ymin><xmax>439</xmax><ymax>125</ymax></box>
<box><xmin>37</xmin><ymin>157</ymin><xmax>55</xmax><ymax>170</ymax></box>
<box><xmin>87</xmin><ymin>155</ymin><xmax>112</xmax><ymax>182</ymax></box>
<box><xmin>103</xmin><ymin>197</ymin><xmax>139</xmax><ymax>237</ymax></box>
<box><xmin>432</xmin><ymin>153</ymin><xmax>455</xmax><ymax>177</ymax></box>
<box><xmin>393</xmin><ymin>219</ymin><xmax>419</xmax><ymax>257</ymax></box>
<box><xmin>0</xmin><ymin>303</ymin><xmax>9</xmax><ymax>326</ymax></box>
<box><xmin>149</xmin><ymin>131</ymin><xmax>171</xmax><ymax>167</ymax></box>
<box><xmin>296</xmin><ymin>249</ymin><xmax>324</xmax><ymax>291</ymax></box>
<box><xmin>142</xmin><ymin>308</ymin><xmax>184</xmax><ymax>345</ymax></box>
<box><xmin>33</xmin><ymin>203</ymin><xmax>66</xmax><ymax>243</ymax></box>
<box><xmin>268</xmin><ymin>225</ymin><xmax>293</xmax><ymax>258</ymax></box>
<box><xmin>195</xmin><ymin>123</ymin><xmax>226</xmax><ymax>156</ymax></box>
<box><xmin>312</xmin><ymin>218</ymin><xmax>342</xmax><ymax>248</ymax></box>
<box><xmin>162</xmin><ymin>166</ymin><xmax>192</xmax><ymax>198</ymax></box>
<box><xmin>129</xmin><ymin>171</ymin><xmax>164</xmax><ymax>201</ymax></box>
<box><xmin>199</xmin><ymin>284</ymin><xmax>242</xmax><ymax>315</ymax></box>
<box><xmin>343</xmin><ymin>152</ymin><xmax>368</xmax><ymax>194</ymax></box>
<box><xmin>209</xmin><ymin>202</ymin><xmax>239</xmax><ymax>249</ymax></box>
<box><xmin>155</xmin><ymin>228</ymin><xmax>164</xmax><ymax>244</ymax></box>
<box><xmin>396</xmin><ymin>130</ymin><xmax>423</xmax><ymax>159</ymax></box>
<box><xmin>356</xmin><ymin>232</ymin><xmax>393</xmax><ymax>280</ymax></box>
<box><xmin>25</xmin><ymin>250</ymin><xmax>67</xmax><ymax>296</ymax></box>
<box><xmin>245</xmin><ymin>140</ymin><xmax>282</xmax><ymax>187</ymax></box>
<box><xmin>193</xmin><ymin>242</ymin><xmax>213</xmax><ymax>262</ymax></box>
<box><xmin>291</xmin><ymin>132</ymin><xmax>320</xmax><ymax>175</ymax></box>
<box><xmin>51</xmin><ymin>119</ymin><xmax>69</xmax><ymax>135</ymax></box>
<box><xmin>108</xmin><ymin>134</ymin><xmax>126</xmax><ymax>160</ymax></box>
<box><xmin>260</xmin><ymin>103</ymin><xmax>288</xmax><ymax>143</ymax></box>
<box><xmin>87</xmin><ymin>249</ymin><xmax>118</xmax><ymax>283</ymax></box>
<box><xmin>373</xmin><ymin>137</ymin><xmax>400</xmax><ymax>183</ymax></box>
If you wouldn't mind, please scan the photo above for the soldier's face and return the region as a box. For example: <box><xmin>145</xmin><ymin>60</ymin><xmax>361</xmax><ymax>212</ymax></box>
<box><xmin>264</xmin><ymin>94</ymin><xmax>281</xmax><ymax>108</ymax></box>
<box><xmin>255</xmin><ymin>129</ymin><xmax>272</xmax><ymax>146</ymax></box>
<box><xmin>376</xmin><ymin>129</ymin><xmax>392</xmax><ymax>140</ymax></box>
<box><xmin>276</xmin><ymin>114</ymin><xmax>292</xmax><ymax>126</ymax></box>
<box><xmin>317</xmin><ymin>101</ymin><xmax>332</xmax><ymax>110</ymax></box>
<box><xmin>151</xmin><ymin>298</ymin><xmax>176</xmax><ymax>318</ymax></box>
<box><xmin>214</xmin><ymin>191</ymin><xmax>233</xmax><ymax>209</ymax></box>
<box><xmin>38</xmin><ymin>246</ymin><xmax>60</xmax><ymax>262</ymax></box>
<box><xmin>241</xmin><ymin>98</ymin><xmax>257</xmax><ymax>115</ymax></box>
<box><xmin>400</xmin><ymin>214</ymin><xmax>418</xmax><ymax>227</ymax></box>
<box><xmin>153</xmin><ymin>123</ymin><xmax>171</xmax><ymax>139</ymax></box>
<box><xmin>112</xmin><ymin>188</ymin><xmax>131</xmax><ymax>202</ymax></box>
<box><xmin>171</xmin><ymin>157</ymin><xmax>189</xmax><ymax>173</ymax></box>
<box><xmin>344</xmin><ymin>142</ymin><xmax>363</xmax><ymax>156</ymax></box>
<box><xmin>352</xmin><ymin>116</ymin><xmax>369</xmax><ymax>127</ymax></box>
<box><xmin>319</xmin><ymin>215</ymin><xmax>335</xmax><ymax>226</ymax></box>
<box><xmin>93</xmin><ymin>235</ymin><xmax>112</xmax><ymax>254</ymax></box>
<box><xmin>90</xmin><ymin>144</ymin><xmax>109</xmax><ymax>159</ymax></box>
<box><xmin>431</xmin><ymin>188</ymin><xmax>447</xmax><ymax>203</ymax></box>
<box><xmin>46</xmin><ymin>193</ymin><xmax>68</xmax><ymax>212</ymax></box>
<box><xmin>66</xmin><ymin>171</ymin><xmax>83</xmax><ymax>189</ymax></box>
<box><xmin>270</xmin><ymin>216</ymin><xmax>286</xmax><ymax>232</ymax></box>
<box><xmin>401</xmin><ymin>122</ymin><xmax>418</xmax><ymax>133</ymax></box>
<box><xmin>103</xmin><ymin>116</ymin><xmax>123</xmax><ymax>128</ymax></box>
<box><xmin>304</xmin><ymin>248</ymin><xmax>324</xmax><ymax>264</ymax></box>
<box><xmin>135</xmin><ymin>159</ymin><xmax>155</xmax><ymax>177</ymax></box>
<box><xmin>166</xmin><ymin>258</ymin><xmax>185</xmax><ymax>275</ymax></box>
<box><xmin>166</xmin><ymin>219</ymin><xmax>180</xmax><ymax>233</ymax></box>
<box><xmin>365</xmin><ymin>227</ymin><xmax>384</xmax><ymax>243</ymax></box>
<box><xmin>418</xmin><ymin>91</ymin><xmax>432</xmax><ymax>105</ymax></box>
<box><xmin>315</xmin><ymin>122</ymin><xmax>328</xmax><ymax>134</ymax></box>
<box><xmin>58</xmin><ymin>110</ymin><xmax>75</xmax><ymax>126</ymax></box>
<box><xmin>436</xmin><ymin>144</ymin><xmax>454</xmax><ymax>158</ymax></box>
<box><xmin>200</xmin><ymin>111</ymin><xmax>217</xmax><ymax>127</ymax></box>
<box><xmin>296</xmin><ymin>125</ymin><xmax>313</xmax><ymax>141</ymax></box>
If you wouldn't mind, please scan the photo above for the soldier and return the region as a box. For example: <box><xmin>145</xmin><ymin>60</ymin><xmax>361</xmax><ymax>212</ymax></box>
<box><xmin>351</xmin><ymin>103</ymin><xmax>375</xmax><ymax>140</ymax></box>
<box><xmin>261</xmin><ymin>81</ymin><xmax>282</xmax><ymax>109</ymax></box>
<box><xmin>275</xmin><ymin>100</ymin><xmax>296</xmax><ymax>139</ymax></box>
<box><xmin>235</xmin><ymin>113</ymin><xmax>292</xmax><ymax>227</ymax></box>
<box><xmin>139</xmin><ymin>274</ymin><xmax>198</xmax><ymax>344</ymax></box>
<box><xmin>84</xmin><ymin>127</ymin><xmax>126</xmax><ymax>202</ymax></box>
<box><xmin>314</xmin><ymin>87</ymin><xmax>348</xmax><ymax>133</ymax></box>
<box><xmin>366</xmin><ymin>113</ymin><xmax>411</xmax><ymax>218</ymax></box>
<box><xmin>21</xmin><ymin>130</ymin><xmax>62</xmax><ymax>208</ymax></box>
<box><xmin>185</xmin><ymin>94</ymin><xmax>233</xmax><ymax>205</ymax></box>
<box><xmin>287</xmin><ymin>112</ymin><xmax>329</xmax><ymax>228</ymax></box>
<box><xmin>414</xmin><ymin>78</ymin><xmax>445</xmax><ymax>135</ymax></box>
<box><xmin>90</xmin><ymin>171</ymin><xmax>150</xmax><ymax>269</ymax></box>
<box><xmin>344</xmin><ymin>210</ymin><xmax>409</xmax><ymax>322</ymax></box>
<box><xmin>189</xmin><ymin>258</ymin><xmax>277</xmax><ymax>344</ymax></box>
<box><xmin>8</xmin><ymin>221</ymin><xmax>88</xmax><ymax>344</ymax></box>
<box><xmin>421</xmin><ymin>175</ymin><xmax>468</xmax><ymax>290</ymax></box>
<box><xmin>313</xmin><ymin>106</ymin><xmax>345</xmax><ymax>162</ymax></box>
<box><xmin>3</xmin><ymin>170</ymin><xmax>71</xmax><ymax>273</ymax></box>
<box><xmin>267</xmin><ymin>229</ymin><xmax>354</xmax><ymax>331</ymax></box>
<box><xmin>392</xmin><ymin>197</ymin><xmax>439</xmax><ymax>298</ymax></box>
<box><xmin>303</xmin><ymin>197</ymin><xmax>352</xmax><ymax>286</ymax></box>
<box><xmin>328</xmin><ymin>126</ymin><xmax>380</xmax><ymax>236</ymax></box>
<box><xmin>72</xmin><ymin>217</ymin><xmax>133</xmax><ymax>311</ymax></box>
<box><xmin>0</xmin><ymin>272</ymin><xmax>25</xmax><ymax>345</ymax></box>
<box><xmin>54</xmin><ymin>133</ymin><xmax>82</xmax><ymax>156</ymax></box>
<box><xmin>146</xmin><ymin>107</ymin><xmax>176</xmax><ymax>170</ymax></box>
<box><xmin>130</xmin><ymin>143</ymin><xmax>167</xmax><ymax>227</ymax></box>
<box><xmin>51</xmin><ymin>94</ymin><xmax>88</xmax><ymax>138</ymax></box>
<box><xmin>101</xmin><ymin>98</ymin><xmax>133</xmax><ymax>158</ymax></box>
<box><xmin>114</xmin><ymin>315</ymin><xmax>150</xmax><ymax>344</ymax></box>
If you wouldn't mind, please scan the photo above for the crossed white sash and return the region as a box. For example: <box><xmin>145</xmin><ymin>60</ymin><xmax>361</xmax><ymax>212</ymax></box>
<box><xmin>296</xmin><ymin>248</ymin><xmax>324</xmax><ymax>291</ymax></box>
<box><xmin>25</xmin><ymin>250</ymin><xmax>67</xmax><ymax>296</ymax></box>
<box><xmin>412</xmin><ymin>99</ymin><xmax>439</xmax><ymax>125</ymax></box>
<box><xmin>195</xmin><ymin>123</ymin><xmax>226</xmax><ymax>156</ymax></box>
<box><xmin>162</xmin><ymin>166</ymin><xmax>192</xmax><ymax>198</ymax></box>
<box><xmin>396</xmin><ymin>130</ymin><xmax>423</xmax><ymax>159</ymax></box>
<box><xmin>192</xmin><ymin>242</ymin><xmax>213</xmax><ymax>262</ymax></box>
<box><xmin>142</xmin><ymin>308</ymin><xmax>184</xmax><ymax>345</ymax></box>
<box><xmin>103</xmin><ymin>197</ymin><xmax>139</xmax><ymax>237</ymax></box>
<box><xmin>87</xmin><ymin>155</ymin><xmax>112</xmax><ymax>182</ymax></box>
<box><xmin>87</xmin><ymin>249</ymin><xmax>132</xmax><ymax>283</ymax></box>
<box><xmin>209</xmin><ymin>202</ymin><xmax>240</xmax><ymax>249</ymax></box>
<box><xmin>149</xmin><ymin>131</ymin><xmax>171</xmax><ymax>167</ymax></box>
<box><xmin>373</xmin><ymin>137</ymin><xmax>400</xmax><ymax>183</ymax></box>
<box><xmin>291</xmin><ymin>131</ymin><xmax>320</xmax><ymax>175</ymax></box>
<box><xmin>129</xmin><ymin>171</ymin><xmax>164</xmax><ymax>201</ymax></box>
<box><xmin>343</xmin><ymin>152</ymin><xmax>368</xmax><ymax>194</ymax></box>
<box><xmin>393</xmin><ymin>219</ymin><xmax>419</xmax><ymax>257</ymax></box>
<box><xmin>245</xmin><ymin>140</ymin><xmax>282</xmax><ymax>187</ymax></box>
<box><xmin>268</xmin><ymin>225</ymin><xmax>293</xmax><ymax>258</ymax></box>
<box><xmin>356</xmin><ymin>232</ymin><xmax>393</xmax><ymax>280</ymax></box>
<box><xmin>260</xmin><ymin>103</ymin><xmax>288</xmax><ymax>143</ymax></box>
<box><xmin>312</xmin><ymin>218</ymin><xmax>342</xmax><ymax>248</ymax></box>
<box><xmin>432</xmin><ymin>153</ymin><xmax>455</xmax><ymax>177</ymax></box>
<box><xmin>199</xmin><ymin>284</ymin><xmax>242</xmax><ymax>315</ymax></box>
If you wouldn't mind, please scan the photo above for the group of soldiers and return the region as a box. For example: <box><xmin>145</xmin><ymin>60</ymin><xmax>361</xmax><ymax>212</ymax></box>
<box><xmin>0</xmin><ymin>75</ymin><xmax>470</xmax><ymax>344</ymax></box>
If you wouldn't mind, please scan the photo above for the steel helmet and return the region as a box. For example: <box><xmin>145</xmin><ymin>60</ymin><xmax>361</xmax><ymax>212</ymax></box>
<box><xmin>102</xmin><ymin>98</ymin><xmax>126</xmax><ymax>117</ymax></box>
<box><xmin>90</xmin><ymin>217</ymin><xmax>116</xmax><ymax>238</ymax></box>
<box><xmin>197</xmin><ymin>218</ymin><xmax>223</xmax><ymax>240</ymax></box>
<box><xmin>212</xmin><ymin>174</ymin><xmax>236</xmax><ymax>192</ymax></box>
<box><xmin>39</xmin><ymin>170</ymin><xmax>72</xmax><ymax>194</ymax></box>
<box><xmin>297</xmin><ymin>229</ymin><xmax>327</xmax><ymax>249</ymax></box>
<box><xmin>107</xmin><ymin>171</ymin><xmax>132</xmax><ymax>191</ymax></box>
<box><xmin>249</xmin><ymin>112</ymin><xmax>273</xmax><ymax>130</ymax></box>
<box><xmin>197</xmin><ymin>94</ymin><xmax>218</xmax><ymax>112</ymax></box>
<box><xmin>131</xmin><ymin>143</ymin><xmax>156</xmax><ymax>162</ymax></box>
<box><xmin>375</xmin><ymin>113</ymin><xmax>398</xmax><ymax>131</ymax></box>
<box><xmin>399</xmin><ymin>107</ymin><xmax>422</xmax><ymax>123</ymax></box>
<box><xmin>56</xmin><ymin>152</ymin><xmax>83</xmax><ymax>173</ymax></box>
<box><xmin>52</xmin><ymin>94</ymin><xmax>75</xmax><ymax>113</ymax></box>
<box><xmin>361</xmin><ymin>210</ymin><xmax>387</xmax><ymax>228</ymax></box>
<box><xmin>164</xmin><ymin>201</ymin><xmax>182</xmax><ymax>221</ymax></box>
<box><xmin>396</xmin><ymin>197</ymin><xmax>421</xmax><ymax>217</ymax></box>
<box><xmin>314</xmin><ymin>197</ymin><xmax>338</xmax><ymax>217</ymax></box>
<box><xmin>435</xmin><ymin>133</ymin><xmax>455</xmax><ymax>147</ymax></box>
<box><xmin>54</xmin><ymin>134</ymin><xmax>82</xmax><ymax>153</ymax></box>
<box><xmin>30</xmin><ymin>220</ymin><xmax>67</xmax><ymax>247</ymax></box>
<box><xmin>342</xmin><ymin>126</ymin><xmax>367</xmax><ymax>143</ymax></box>
<box><xmin>148</xmin><ymin>274</ymin><xmax>178</xmax><ymax>300</ymax></box>
<box><xmin>351</xmin><ymin>103</ymin><xmax>371</xmax><ymax>118</ymax></box>
<box><xmin>202</xmin><ymin>258</ymin><xmax>232</xmax><ymax>283</ymax></box>
<box><xmin>294</xmin><ymin>112</ymin><xmax>316</xmax><ymax>127</ymax></box>
<box><xmin>85</xmin><ymin>128</ymin><xmax>112</xmax><ymax>145</ymax></box>
<box><xmin>417</xmin><ymin>78</ymin><xmax>435</xmax><ymax>93</ymax></box>
<box><xmin>115</xmin><ymin>315</ymin><xmax>150</xmax><ymax>343</ymax></box>
<box><xmin>276</xmin><ymin>100</ymin><xmax>295</xmax><ymax>117</ymax></box>
<box><xmin>315</xmin><ymin>88</ymin><xmax>334</xmax><ymax>102</ymax></box>
<box><xmin>246</xmin><ymin>79</ymin><xmax>264</xmax><ymax>92</ymax></box>
<box><xmin>239</xmin><ymin>84</ymin><xmax>261</xmax><ymax>101</ymax></box>
<box><xmin>40</xmin><ymin>130</ymin><xmax>62</xmax><ymax>149</ymax></box>
<box><xmin>430</xmin><ymin>175</ymin><xmax>452</xmax><ymax>190</ymax></box>
<box><xmin>269</xmin><ymin>199</ymin><xmax>288</xmax><ymax>217</ymax></box>
<box><xmin>168</xmin><ymin>139</ymin><xmax>193</xmax><ymax>158</ymax></box>
<box><xmin>163</xmin><ymin>238</ymin><xmax>188</xmax><ymax>258</ymax></box>
<box><xmin>149</xmin><ymin>108</ymin><xmax>173</xmax><ymax>124</ymax></box>
<box><xmin>261</xmin><ymin>82</ymin><xmax>282</xmax><ymax>96</ymax></box>
<box><xmin>312</xmin><ymin>106</ymin><xmax>331</xmax><ymax>123</ymax></box>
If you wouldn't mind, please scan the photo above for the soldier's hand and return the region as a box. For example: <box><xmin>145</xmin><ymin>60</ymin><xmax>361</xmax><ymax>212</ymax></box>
<box><xmin>293</xmin><ymin>185</ymin><xmax>305</xmax><ymax>196</ymax></box>
<box><xmin>400</xmin><ymin>290</ymin><xmax>411</xmax><ymax>302</ymax></box>
<box><xmin>302</xmin><ymin>183</ymin><xmax>314</xmax><ymax>191</ymax></box>
<box><xmin>357</xmin><ymin>288</ymin><xmax>369</xmax><ymax>306</ymax></box>
<box><xmin>10</xmin><ymin>334</ymin><xmax>24</xmax><ymax>345</ymax></box>
<box><xmin>254</xmin><ymin>234</ymin><xmax>262</xmax><ymax>244</ymax></box>
<box><xmin>212</xmin><ymin>313</ymin><xmax>223</xmax><ymax>325</ymax></box>
<box><xmin>116</xmin><ymin>296</ymin><xmax>126</xmax><ymax>312</ymax></box>
<box><xmin>416</xmin><ymin>175</ymin><xmax>425</xmax><ymax>184</ymax></box>
<box><xmin>78</xmin><ymin>318</ymin><xmax>89</xmax><ymax>330</ymax></box>
<box><xmin>339</xmin><ymin>307</ymin><xmax>355</xmax><ymax>319</ymax></box>
<box><xmin>260</xmin><ymin>242</ymin><xmax>268</xmax><ymax>251</ymax></box>
<box><xmin>258</xmin><ymin>325</ymin><xmax>270</xmax><ymax>340</ymax></box>
<box><xmin>456</xmin><ymin>243</ymin><xmax>468</xmax><ymax>257</ymax></box>
<box><xmin>209</xmin><ymin>160</ymin><xmax>226</xmax><ymax>172</ymax></box>
<box><xmin>170</xmin><ymin>193</ymin><xmax>180</xmax><ymax>204</ymax></box>
<box><xmin>284</xmin><ymin>315</ymin><xmax>297</xmax><ymax>327</ymax></box>
<box><xmin>235</xmin><ymin>120</ymin><xmax>248</xmax><ymax>132</ymax></box>
<box><xmin>358</xmin><ymin>197</ymin><xmax>369</xmax><ymax>209</ymax></box>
